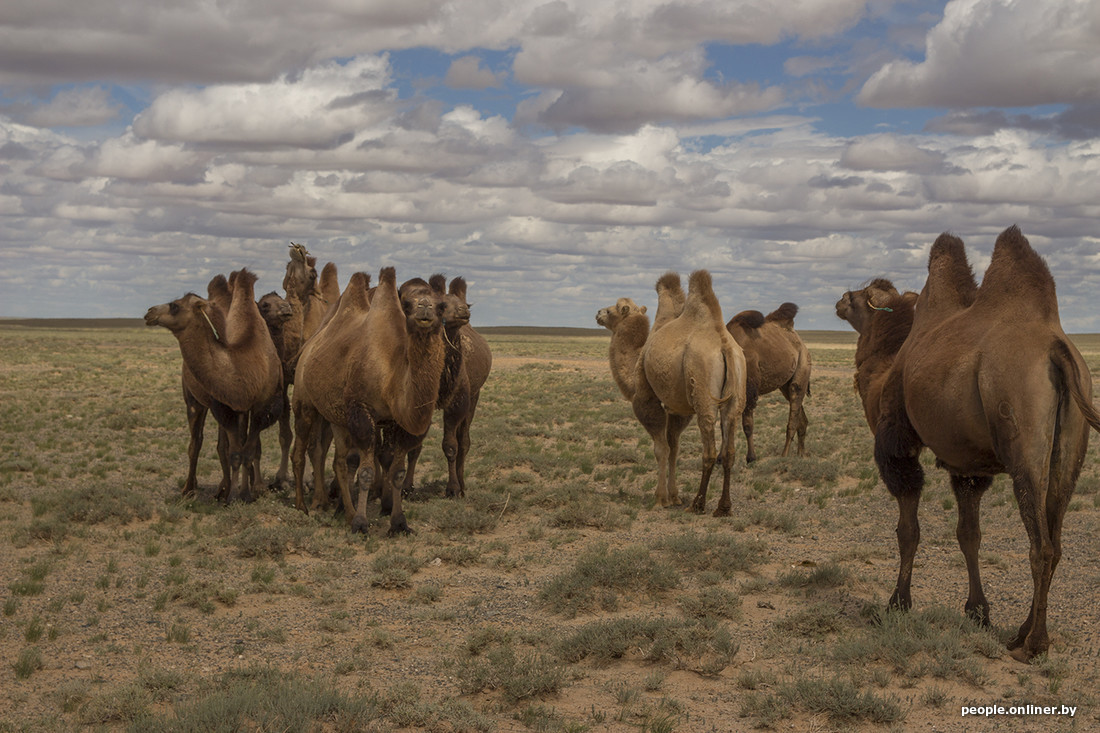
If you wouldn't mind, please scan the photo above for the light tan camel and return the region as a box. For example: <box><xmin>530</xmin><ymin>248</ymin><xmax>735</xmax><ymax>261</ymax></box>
<box><xmin>632</xmin><ymin>270</ymin><xmax>745</xmax><ymax>514</ymax></box>
<box><xmin>596</xmin><ymin>298</ymin><xmax>649</xmax><ymax>401</ymax></box>
<box><xmin>725</xmin><ymin>302</ymin><xmax>812</xmax><ymax>461</ymax></box>
<box><xmin>292</xmin><ymin>267</ymin><xmax>446</xmax><ymax>534</ymax></box>
<box><xmin>838</xmin><ymin>227</ymin><xmax>1100</xmax><ymax>661</ymax></box>
<box><xmin>145</xmin><ymin>269</ymin><xmax>283</xmax><ymax>504</ymax></box>
<box><xmin>401</xmin><ymin>274</ymin><xmax>493</xmax><ymax>498</ymax></box>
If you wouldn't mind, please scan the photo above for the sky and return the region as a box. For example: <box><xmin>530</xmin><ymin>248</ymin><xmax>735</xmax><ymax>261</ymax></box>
<box><xmin>1</xmin><ymin>0</ymin><xmax>1099</xmax><ymax>331</ymax></box>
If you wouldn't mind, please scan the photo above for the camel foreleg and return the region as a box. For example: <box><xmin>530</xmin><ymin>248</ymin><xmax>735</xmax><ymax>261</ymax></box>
<box><xmin>780</xmin><ymin>382</ymin><xmax>809</xmax><ymax>457</ymax></box>
<box><xmin>183</xmin><ymin>389</ymin><xmax>207</xmax><ymax>497</ymax></box>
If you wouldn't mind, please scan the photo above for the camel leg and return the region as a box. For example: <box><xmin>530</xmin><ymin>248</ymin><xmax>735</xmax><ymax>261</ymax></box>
<box><xmin>713</xmin><ymin>410</ymin><xmax>738</xmax><ymax>517</ymax></box>
<box><xmin>688</xmin><ymin>410</ymin><xmax>719</xmax><ymax>515</ymax></box>
<box><xmin>379</xmin><ymin>426</ymin><xmax>421</xmax><ymax>536</ymax></box>
<box><xmin>1007</xmin><ymin>466</ymin><xmax>1058</xmax><ymax>661</ymax></box>
<box><xmin>779</xmin><ymin>382</ymin><xmax>808</xmax><ymax>457</ymax></box>
<box><xmin>215</xmin><ymin>426</ymin><xmax>230</xmax><ymax>499</ymax></box>
<box><xmin>290</xmin><ymin>401</ymin><xmax>318</xmax><ymax>513</ymax></box>
<box><xmin>271</xmin><ymin>383</ymin><xmax>292</xmax><ymax>490</ymax></box>
<box><xmin>951</xmin><ymin>474</ymin><xmax>993</xmax><ymax>626</ymax></box>
<box><xmin>440</xmin><ymin>388</ymin><xmax>470</xmax><ymax>497</ymax></box>
<box><xmin>633</xmin><ymin>377</ymin><xmax>679</xmax><ymax>508</ymax></box>
<box><xmin>328</xmin><ymin>426</ymin><xmax>361</xmax><ymax>527</ymax></box>
<box><xmin>665</xmin><ymin>414</ymin><xmax>691</xmax><ymax>507</ymax></box>
<box><xmin>402</xmin><ymin>443</ymin><xmax>423</xmax><ymax>497</ymax></box>
<box><xmin>741</xmin><ymin>406</ymin><xmax>756</xmax><ymax>464</ymax></box>
<box><xmin>454</xmin><ymin>392</ymin><xmax>480</xmax><ymax>499</ymax></box>
<box><xmin>183</xmin><ymin>389</ymin><xmax>207</xmax><ymax>497</ymax></box>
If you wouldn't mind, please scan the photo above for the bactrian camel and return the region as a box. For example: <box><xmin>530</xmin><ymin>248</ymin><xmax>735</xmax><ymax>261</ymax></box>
<box><xmin>837</xmin><ymin>226</ymin><xmax>1100</xmax><ymax>661</ymax></box>
<box><xmin>632</xmin><ymin>270</ymin><xmax>745</xmax><ymax>514</ymax></box>
<box><xmin>292</xmin><ymin>267</ymin><xmax>446</xmax><ymax>534</ymax></box>
<box><xmin>725</xmin><ymin>303</ymin><xmax>812</xmax><ymax>462</ymax></box>
<box><xmin>401</xmin><ymin>274</ymin><xmax>492</xmax><ymax>498</ymax></box>
<box><xmin>145</xmin><ymin>269</ymin><xmax>283</xmax><ymax>504</ymax></box>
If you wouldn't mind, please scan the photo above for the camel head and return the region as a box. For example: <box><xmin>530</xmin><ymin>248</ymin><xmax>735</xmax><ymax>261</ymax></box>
<box><xmin>596</xmin><ymin>298</ymin><xmax>646</xmax><ymax>330</ymax></box>
<box><xmin>257</xmin><ymin>291</ymin><xmax>293</xmax><ymax>327</ymax></box>
<box><xmin>429</xmin><ymin>274</ymin><xmax>471</xmax><ymax>331</ymax></box>
<box><xmin>835</xmin><ymin>279</ymin><xmax>900</xmax><ymax>335</ymax></box>
<box><xmin>145</xmin><ymin>292</ymin><xmax>225</xmax><ymax>342</ymax></box>
<box><xmin>399</xmin><ymin>277</ymin><xmax>446</xmax><ymax>334</ymax></box>
<box><xmin>283</xmin><ymin>242</ymin><xmax>320</xmax><ymax>298</ymax></box>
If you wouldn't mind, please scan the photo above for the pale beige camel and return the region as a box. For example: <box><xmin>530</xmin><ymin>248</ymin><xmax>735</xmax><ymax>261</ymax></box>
<box><xmin>725</xmin><ymin>302</ymin><xmax>812</xmax><ymax>461</ymax></box>
<box><xmin>145</xmin><ymin>269</ymin><xmax>283</xmax><ymax>504</ymax></box>
<box><xmin>596</xmin><ymin>298</ymin><xmax>649</xmax><ymax>401</ymax></box>
<box><xmin>838</xmin><ymin>227</ymin><xmax>1100</xmax><ymax>661</ymax></box>
<box><xmin>401</xmin><ymin>274</ymin><xmax>493</xmax><ymax>498</ymax></box>
<box><xmin>292</xmin><ymin>267</ymin><xmax>446</xmax><ymax>534</ymax></box>
<box><xmin>632</xmin><ymin>270</ymin><xmax>746</xmax><ymax>514</ymax></box>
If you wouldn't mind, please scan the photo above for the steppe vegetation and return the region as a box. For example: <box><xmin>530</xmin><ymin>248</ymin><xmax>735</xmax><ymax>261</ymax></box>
<box><xmin>1</xmin><ymin>324</ymin><xmax>1098</xmax><ymax>732</ymax></box>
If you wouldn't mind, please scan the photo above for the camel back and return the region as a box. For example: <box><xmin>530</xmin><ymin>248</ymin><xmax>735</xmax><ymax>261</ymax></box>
<box><xmin>975</xmin><ymin>226</ymin><xmax>1059</xmax><ymax>323</ymax></box>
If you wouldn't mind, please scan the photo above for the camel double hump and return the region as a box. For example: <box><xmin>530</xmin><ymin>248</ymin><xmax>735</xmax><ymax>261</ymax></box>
<box><xmin>291</xmin><ymin>267</ymin><xmax>448</xmax><ymax>535</ymax></box>
<box><xmin>725</xmin><ymin>302</ymin><xmax>812</xmax><ymax>462</ymax></box>
<box><xmin>145</xmin><ymin>269</ymin><xmax>283</xmax><ymax>505</ymax></box>
<box><xmin>631</xmin><ymin>270</ymin><xmax>746</xmax><ymax>514</ymax></box>
<box><xmin>837</xmin><ymin>225</ymin><xmax>1100</xmax><ymax>662</ymax></box>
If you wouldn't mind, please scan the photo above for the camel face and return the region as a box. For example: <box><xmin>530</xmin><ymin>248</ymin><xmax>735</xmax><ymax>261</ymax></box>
<box><xmin>401</xmin><ymin>290</ymin><xmax>445</xmax><ymax>333</ymax></box>
<box><xmin>441</xmin><ymin>293</ymin><xmax>471</xmax><ymax>330</ymax></box>
<box><xmin>258</xmin><ymin>292</ymin><xmax>293</xmax><ymax>326</ymax></box>
<box><xmin>144</xmin><ymin>293</ymin><xmax>209</xmax><ymax>334</ymax></box>
<box><xmin>596</xmin><ymin>298</ymin><xmax>645</xmax><ymax>329</ymax></box>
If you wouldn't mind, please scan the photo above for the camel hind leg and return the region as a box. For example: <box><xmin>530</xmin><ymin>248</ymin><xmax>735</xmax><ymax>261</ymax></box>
<box><xmin>182</xmin><ymin>388</ymin><xmax>207</xmax><ymax>497</ymax></box>
<box><xmin>951</xmin><ymin>474</ymin><xmax>993</xmax><ymax>625</ymax></box>
<box><xmin>779</xmin><ymin>381</ymin><xmax>809</xmax><ymax>457</ymax></box>
<box><xmin>633</xmin><ymin>375</ymin><xmax>681</xmax><ymax>508</ymax></box>
<box><xmin>874</xmin><ymin>410</ymin><xmax>925</xmax><ymax>612</ymax></box>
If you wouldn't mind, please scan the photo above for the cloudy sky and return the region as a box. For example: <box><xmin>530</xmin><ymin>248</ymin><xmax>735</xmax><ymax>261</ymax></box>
<box><xmin>1</xmin><ymin>0</ymin><xmax>1099</xmax><ymax>330</ymax></box>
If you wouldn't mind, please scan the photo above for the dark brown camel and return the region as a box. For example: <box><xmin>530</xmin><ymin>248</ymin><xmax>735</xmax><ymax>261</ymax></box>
<box><xmin>292</xmin><ymin>267</ymin><xmax>446</xmax><ymax>534</ymax></box>
<box><xmin>725</xmin><ymin>303</ymin><xmax>812</xmax><ymax>462</ymax></box>
<box><xmin>401</xmin><ymin>274</ymin><xmax>492</xmax><ymax>498</ymax></box>
<box><xmin>146</xmin><ymin>269</ymin><xmax>283</xmax><ymax>504</ymax></box>
<box><xmin>837</xmin><ymin>227</ymin><xmax>1100</xmax><ymax>661</ymax></box>
<box><xmin>632</xmin><ymin>270</ymin><xmax>745</xmax><ymax>514</ymax></box>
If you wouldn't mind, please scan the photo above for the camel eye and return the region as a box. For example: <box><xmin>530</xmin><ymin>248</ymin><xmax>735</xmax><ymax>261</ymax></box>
<box><xmin>169</xmin><ymin>302</ymin><xmax>180</xmax><ymax>315</ymax></box>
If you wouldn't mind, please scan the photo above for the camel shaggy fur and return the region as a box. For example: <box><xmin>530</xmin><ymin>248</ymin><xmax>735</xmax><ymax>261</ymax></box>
<box><xmin>292</xmin><ymin>267</ymin><xmax>446</xmax><ymax>534</ymax></box>
<box><xmin>838</xmin><ymin>227</ymin><xmax>1100</xmax><ymax>661</ymax></box>
<box><xmin>145</xmin><ymin>269</ymin><xmax>283</xmax><ymax>504</ymax></box>
<box><xmin>596</xmin><ymin>298</ymin><xmax>649</xmax><ymax>401</ymax></box>
<box><xmin>726</xmin><ymin>302</ymin><xmax>812</xmax><ymax>462</ymax></box>
<box><xmin>632</xmin><ymin>270</ymin><xmax>746</xmax><ymax>514</ymax></box>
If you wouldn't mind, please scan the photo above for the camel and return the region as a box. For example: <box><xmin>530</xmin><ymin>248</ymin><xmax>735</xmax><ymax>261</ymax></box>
<box><xmin>596</xmin><ymin>298</ymin><xmax>649</xmax><ymax>401</ymax></box>
<box><xmin>267</xmin><ymin>246</ymin><xmax>338</xmax><ymax>490</ymax></box>
<box><xmin>291</xmin><ymin>267</ymin><xmax>447</xmax><ymax>534</ymax></box>
<box><xmin>632</xmin><ymin>270</ymin><xmax>746</xmax><ymax>514</ymax></box>
<box><xmin>725</xmin><ymin>303</ymin><xmax>812</xmax><ymax>462</ymax></box>
<box><xmin>595</xmin><ymin>272</ymin><xmax>686</xmax><ymax>401</ymax></box>
<box><xmin>401</xmin><ymin>274</ymin><xmax>492</xmax><ymax>498</ymax></box>
<box><xmin>146</xmin><ymin>269</ymin><xmax>283</xmax><ymax>504</ymax></box>
<box><xmin>837</xmin><ymin>226</ymin><xmax>1100</xmax><ymax>661</ymax></box>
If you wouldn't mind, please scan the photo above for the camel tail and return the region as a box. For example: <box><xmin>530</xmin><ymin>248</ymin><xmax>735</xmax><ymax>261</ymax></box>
<box><xmin>1051</xmin><ymin>339</ymin><xmax>1100</xmax><ymax>433</ymax></box>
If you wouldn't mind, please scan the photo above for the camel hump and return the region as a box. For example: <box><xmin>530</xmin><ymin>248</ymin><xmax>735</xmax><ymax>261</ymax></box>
<box><xmin>207</xmin><ymin>274</ymin><xmax>231</xmax><ymax>307</ymax></box>
<box><xmin>656</xmin><ymin>271</ymin><xmax>682</xmax><ymax>294</ymax></box>
<box><xmin>231</xmin><ymin>269</ymin><xmax>259</xmax><ymax>298</ymax></box>
<box><xmin>730</xmin><ymin>310</ymin><xmax>766</xmax><ymax>330</ymax></box>
<box><xmin>685</xmin><ymin>270</ymin><xmax>723</xmax><ymax>324</ymax></box>
<box><xmin>448</xmin><ymin>277</ymin><xmax>467</xmax><ymax>301</ymax></box>
<box><xmin>378</xmin><ymin>267</ymin><xmax>397</xmax><ymax>287</ymax></box>
<box><xmin>977</xmin><ymin>226</ymin><xmax>1059</xmax><ymax>320</ymax></box>
<box><xmin>428</xmin><ymin>273</ymin><xmax>447</xmax><ymax>295</ymax></box>
<box><xmin>765</xmin><ymin>302</ymin><xmax>799</xmax><ymax>327</ymax></box>
<box><xmin>922</xmin><ymin>233</ymin><xmax>977</xmax><ymax>314</ymax></box>
<box><xmin>319</xmin><ymin>261</ymin><xmax>340</xmax><ymax>301</ymax></box>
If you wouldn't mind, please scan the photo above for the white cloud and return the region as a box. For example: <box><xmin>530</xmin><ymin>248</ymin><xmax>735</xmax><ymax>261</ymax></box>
<box><xmin>859</xmin><ymin>0</ymin><xmax>1100</xmax><ymax>108</ymax></box>
<box><xmin>445</xmin><ymin>56</ymin><xmax>503</xmax><ymax>89</ymax></box>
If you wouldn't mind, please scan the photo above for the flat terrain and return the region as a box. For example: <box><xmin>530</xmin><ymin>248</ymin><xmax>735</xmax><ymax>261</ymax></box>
<box><xmin>1</xmin><ymin>325</ymin><xmax>1098</xmax><ymax>732</ymax></box>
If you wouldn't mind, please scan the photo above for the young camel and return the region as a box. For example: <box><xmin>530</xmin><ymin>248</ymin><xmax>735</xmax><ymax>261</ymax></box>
<box><xmin>292</xmin><ymin>267</ymin><xmax>447</xmax><ymax>534</ymax></box>
<box><xmin>725</xmin><ymin>302</ymin><xmax>812</xmax><ymax>462</ymax></box>
<box><xmin>146</xmin><ymin>269</ymin><xmax>283</xmax><ymax>503</ymax></box>
<box><xmin>632</xmin><ymin>270</ymin><xmax>745</xmax><ymax>514</ymax></box>
<box><xmin>838</xmin><ymin>227</ymin><xmax>1100</xmax><ymax>661</ymax></box>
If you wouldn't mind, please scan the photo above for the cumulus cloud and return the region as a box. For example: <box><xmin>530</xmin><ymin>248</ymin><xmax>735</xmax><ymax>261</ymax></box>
<box><xmin>859</xmin><ymin>0</ymin><xmax>1100</xmax><ymax>108</ymax></box>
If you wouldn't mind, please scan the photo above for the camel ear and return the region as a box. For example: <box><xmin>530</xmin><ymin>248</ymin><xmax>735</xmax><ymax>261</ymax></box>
<box><xmin>449</xmin><ymin>277</ymin><xmax>467</xmax><ymax>301</ymax></box>
<box><xmin>640</xmin><ymin>305</ymin><xmax>647</xmax><ymax>314</ymax></box>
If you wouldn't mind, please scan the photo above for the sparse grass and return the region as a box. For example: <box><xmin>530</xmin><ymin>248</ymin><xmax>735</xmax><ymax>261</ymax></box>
<box><xmin>0</xmin><ymin>326</ymin><xmax>1095</xmax><ymax>732</ymax></box>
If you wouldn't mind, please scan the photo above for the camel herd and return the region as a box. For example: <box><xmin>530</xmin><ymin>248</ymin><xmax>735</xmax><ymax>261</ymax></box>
<box><xmin>146</xmin><ymin>226</ymin><xmax>1100</xmax><ymax>662</ymax></box>
<box><xmin>145</xmin><ymin>245</ymin><xmax>491</xmax><ymax>537</ymax></box>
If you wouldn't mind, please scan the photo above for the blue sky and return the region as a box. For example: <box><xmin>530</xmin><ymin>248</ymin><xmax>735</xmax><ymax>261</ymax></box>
<box><xmin>1</xmin><ymin>0</ymin><xmax>1098</xmax><ymax>330</ymax></box>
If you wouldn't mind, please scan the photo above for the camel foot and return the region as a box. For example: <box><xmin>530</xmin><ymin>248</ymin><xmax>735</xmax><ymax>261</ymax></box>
<box><xmin>887</xmin><ymin>590</ymin><xmax>912</xmax><ymax>612</ymax></box>
<box><xmin>712</xmin><ymin>504</ymin><xmax>731</xmax><ymax>518</ymax></box>
<box><xmin>688</xmin><ymin>497</ymin><xmax>707</xmax><ymax>514</ymax></box>
<box><xmin>1008</xmin><ymin>645</ymin><xmax>1037</xmax><ymax>664</ymax></box>
<box><xmin>350</xmin><ymin>516</ymin><xmax>370</xmax><ymax>535</ymax></box>
<box><xmin>745</xmin><ymin>453</ymin><xmax>757</xmax><ymax>465</ymax></box>
<box><xmin>388</xmin><ymin>516</ymin><xmax>413</xmax><ymax>537</ymax></box>
<box><xmin>964</xmin><ymin>602</ymin><xmax>991</xmax><ymax>627</ymax></box>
